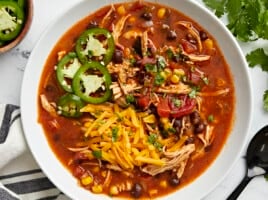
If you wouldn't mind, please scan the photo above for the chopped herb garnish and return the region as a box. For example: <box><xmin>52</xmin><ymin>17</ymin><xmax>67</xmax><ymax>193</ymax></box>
<box><xmin>148</xmin><ymin>134</ymin><xmax>163</xmax><ymax>151</ymax></box>
<box><xmin>126</xmin><ymin>94</ymin><xmax>136</xmax><ymax>104</ymax></box>
<box><xmin>208</xmin><ymin>114</ymin><xmax>214</xmax><ymax>122</ymax></box>
<box><xmin>157</xmin><ymin>56</ymin><xmax>166</xmax><ymax>70</ymax></box>
<box><xmin>167</xmin><ymin>127</ymin><xmax>176</xmax><ymax>134</ymax></box>
<box><xmin>166</xmin><ymin>48</ymin><xmax>174</xmax><ymax>59</ymax></box>
<box><xmin>92</xmin><ymin>150</ymin><xmax>102</xmax><ymax>159</ymax></box>
<box><xmin>189</xmin><ymin>87</ymin><xmax>199</xmax><ymax>98</ymax></box>
<box><xmin>112</xmin><ymin>127</ymin><xmax>119</xmax><ymax>142</ymax></box>
<box><xmin>154</xmin><ymin>73</ymin><xmax>165</xmax><ymax>86</ymax></box>
<box><xmin>145</xmin><ymin>63</ymin><xmax>157</xmax><ymax>72</ymax></box>
<box><xmin>172</xmin><ymin>98</ymin><xmax>182</xmax><ymax>107</ymax></box>
<box><xmin>202</xmin><ymin>76</ymin><xmax>210</xmax><ymax>85</ymax></box>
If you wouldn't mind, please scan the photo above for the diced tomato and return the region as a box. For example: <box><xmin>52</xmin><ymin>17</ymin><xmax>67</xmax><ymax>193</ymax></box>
<box><xmin>73</xmin><ymin>165</ymin><xmax>86</xmax><ymax>178</ymax></box>
<box><xmin>169</xmin><ymin>95</ymin><xmax>196</xmax><ymax>118</ymax></box>
<box><xmin>137</xmin><ymin>95</ymin><xmax>151</xmax><ymax>109</ymax></box>
<box><xmin>157</xmin><ymin>98</ymin><xmax>171</xmax><ymax>117</ymax></box>
<box><xmin>190</xmin><ymin>71</ymin><xmax>202</xmax><ymax>84</ymax></box>
<box><xmin>181</xmin><ymin>39</ymin><xmax>198</xmax><ymax>53</ymax></box>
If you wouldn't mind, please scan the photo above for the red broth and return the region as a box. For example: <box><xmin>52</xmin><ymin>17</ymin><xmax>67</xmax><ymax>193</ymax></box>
<box><xmin>38</xmin><ymin>1</ymin><xmax>235</xmax><ymax>199</ymax></box>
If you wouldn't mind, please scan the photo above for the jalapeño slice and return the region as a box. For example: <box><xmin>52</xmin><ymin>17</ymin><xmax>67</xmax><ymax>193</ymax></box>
<box><xmin>75</xmin><ymin>27</ymin><xmax>115</xmax><ymax>65</ymax></box>
<box><xmin>72</xmin><ymin>61</ymin><xmax>112</xmax><ymax>104</ymax></box>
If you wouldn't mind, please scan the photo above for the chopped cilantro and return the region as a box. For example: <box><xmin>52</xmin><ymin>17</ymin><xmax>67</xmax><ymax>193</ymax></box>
<box><xmin>208</xmin><ymin>114</ymin><xmax>214</xmax><ymax>122</ymax></box>
<box><xmin>166</xmin><ymin>48</ymin><xmax>174</xmax><ymax>59</ymax></box>
<box><xmin>92</xmin><ymin>150</ymin><xmax>102</xmax><ymax>159</ymax></box>
<box><xmin>202</xmin><ymin>0</ymin><xmax>268</xmax><ymax>112</ymax></box>
<box><xmin>157</xmin><ymin>56</ymin><xmax>166</xmax><ymax>70</ymax></box>
<box><xmin>112</xmin><ymin>127</ymin><xmax>119</xmax><ymax>142</ymax></box>
<box><xmin>172</xmin><ymin>98</ymin><xmax>182</xmax><ymax>107</ymax></box>
<box><xmin>145</xmin><ymin>63</ymin><xmax>157</xmax><ymax>73</ymax></box>
<box><xmin>246</xmin><ymin>48</ymin><xmax>268</xmax><ymax>72</ymax></box>
<box><xmin>148</xmin><ymin>134</ymin><xmax>163</xmax><ymax>151</ymax></box>
<box><xmin>154</xmin><ymin>73</ymin><xmax>165</xmax><ymax>86</ymax></box>
<box><xmin>189</xmin><ymin>87</ymin><xmax>199</xmax><ymax>98</ymax></box>
<box><xmin>202</xmin><ymin>76</ymin><xmax>210</xmax><ymax>85</ymax></box>
<box><xmin>126</xmin><ymin>94</ymin><xmax>136</xmax><ymax>104</ymax></box>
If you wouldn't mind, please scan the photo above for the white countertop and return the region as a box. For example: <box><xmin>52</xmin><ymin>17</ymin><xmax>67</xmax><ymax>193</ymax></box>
<box><xmin>0</xmin><ymin>0</ymin><xmax>267</xmax><ymax>199</ymax></box>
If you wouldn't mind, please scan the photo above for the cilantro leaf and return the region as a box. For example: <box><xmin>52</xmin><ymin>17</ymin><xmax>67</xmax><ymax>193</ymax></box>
<box><xmin>263</xmin><ymin>90</ymin><xmax>268</xmax><ymax>112</ymax></box>
<box><xmin>203</xmin><ymin>0</ymin><xmax>227</xmax><ymax>17</ymax></box>
<box><xmin>92</xmin><ymin>150</ymin><xmax>102</xmax><ymax>159</ymax></box>
<box><xmin>246</xmin><ymin>48</ymin><xmax>268</xmax><ymax>72</ymax></box>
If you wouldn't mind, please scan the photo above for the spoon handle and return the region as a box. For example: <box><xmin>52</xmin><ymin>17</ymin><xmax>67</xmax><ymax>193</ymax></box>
<box><xmin>227</xmin><ymin>175</ymin><xmax>253</xmax><ymax>200</ymax></box>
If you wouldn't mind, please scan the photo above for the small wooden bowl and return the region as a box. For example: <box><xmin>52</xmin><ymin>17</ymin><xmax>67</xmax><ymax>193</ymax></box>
<box><xmin>0</xmin><ymin>0</ymin><xmax>33</xmax><ymax>54</ymax></box>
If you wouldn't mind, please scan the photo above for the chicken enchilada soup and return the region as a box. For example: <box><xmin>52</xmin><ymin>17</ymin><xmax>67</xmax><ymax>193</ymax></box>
<box><xmin>38</xmin><ymin>1</ymin><xmax>235</xmax><ymax>199</ymax></box>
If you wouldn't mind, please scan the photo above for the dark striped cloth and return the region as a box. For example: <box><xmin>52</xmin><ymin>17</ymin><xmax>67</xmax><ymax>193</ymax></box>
<box><xmin>0</xmin><ymin>104</ymin><xmax>70</xmax><ymax>200</ymax></box>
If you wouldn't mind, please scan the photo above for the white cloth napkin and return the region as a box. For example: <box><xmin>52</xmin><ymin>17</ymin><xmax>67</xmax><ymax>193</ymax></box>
<box><xmin>0</xmin><ymin>104</ymin><xmax>70</xmax><ymax>200</ymax></box>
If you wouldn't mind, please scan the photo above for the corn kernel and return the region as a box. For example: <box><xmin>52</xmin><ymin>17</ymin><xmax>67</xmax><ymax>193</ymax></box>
<box><xmin>159</xmin><ymin>71</ymin><xmax>167</xmax><ymax>80</ymax></box>
<box><xmin>160</xmin><ymin>180</ymin><xmax>167</xmax><ymax>188</ymax></box>
<box><xmin>81</xmin><ymin>176</ymin><xmax>93</xmax><ymax>186</ymax></box>
<box><xmin>149</xmin><ymin>189</ymin><xmax>158</xmax><ymax>197</ymax></box>
<box><xmin>117</xmin><ymin>5</ymin><xmax>126</xmax><ymax>16</ymax></box>
<box><xmin>157</xmin><ymin>8</ymin><xmax>166</xmax><ymax>19</ymax></box>
<box><xmin>164</xmin><ymin>68</ymin><xmax>172</xmax><ymax>77</ymax></box>
<box><xmin>143</xmin><ymin>114</ymin><xmax>156</xmax><ymax>123</ymax></box>
<box><xmin>110</xmin><ymin>186</ymin><xmax>119</xmax><ymax>196</ymax></box>
<box><xmin>128</xmin><ymin>16</ymin><xmax>136</xmax><ymax>23</ymax></box>
<box><xmin>92</xmin><ymin>166</ymin><xmax>100</xmax><ymax>173</ymax></box>
<box><xmin>101</xmin><ymin>170</ymin><xmax>107</xmax><ymax>177</ymax></box>
<box><xmin>173</xmin><ymin>68</ymin><xmax>185</xmax><ymax>76</ymax></box>
<box><xmin>160</xmin><ymin>117</ymin><xmax>169</xmax><ymax>124</ymax></box>
<box><xmin>204</xmin><ymin>38</ymin><xmax>214</xmax><ymax>49</ymax></box>
<box><xmin>92</xmin><ymin>185</ymin><xmax>103</xmax><ymax>193</ymax></box>
<box><xmin>170</xmin><ymin>74</ymin><xmax>180</xmax><ymax>84</ymax></box>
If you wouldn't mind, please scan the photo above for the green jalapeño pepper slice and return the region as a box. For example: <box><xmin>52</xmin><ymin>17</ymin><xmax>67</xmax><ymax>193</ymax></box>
<box><xmin>72</xmin><ymin>61</ymin><xmax>112</xmax><ymax>104</ymax></box>
<box><xmin>0</xmin><ymin>1</ymin><xmax>24</xmax><ymax>41</ymax></box>
<box><xmin>75</xmin><ymin>27</ymin><xmax>115</xmax><ymax>65</ymax></box>
<box><xmin>56</xmin><ymin>52</ymin><xmax>81</xmax><ymax>93</ymax></box>
<box><xmin>57</xmin><ymin>93</ymin><xmax>85</xmax><ymax>118</ymax></box>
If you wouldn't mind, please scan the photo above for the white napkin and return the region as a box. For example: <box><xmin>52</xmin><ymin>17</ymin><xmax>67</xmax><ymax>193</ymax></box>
<box><xmin>0</xmin><ymin>104</ymin><xmax>70</xmax><ymax>200</ymax></box>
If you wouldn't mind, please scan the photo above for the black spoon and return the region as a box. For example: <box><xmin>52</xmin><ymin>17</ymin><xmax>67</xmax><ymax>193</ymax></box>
<box><xmin>227</xmin><ymin>125</ymin><xmax>268</xmax><ymax>200</ymax></box>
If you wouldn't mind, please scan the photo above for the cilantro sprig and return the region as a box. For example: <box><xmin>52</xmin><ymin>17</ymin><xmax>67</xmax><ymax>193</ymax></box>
<box><xmin>202</xmin><ymin>0</ymin><xmax>268</xmax><ymax>111</ymax></box>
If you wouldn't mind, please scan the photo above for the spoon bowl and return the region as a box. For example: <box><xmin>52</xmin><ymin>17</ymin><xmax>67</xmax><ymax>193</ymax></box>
<box><xmin>227</xmin><ymin>125</ymin><xmax>268</xmax><ymax>200</ymax></box>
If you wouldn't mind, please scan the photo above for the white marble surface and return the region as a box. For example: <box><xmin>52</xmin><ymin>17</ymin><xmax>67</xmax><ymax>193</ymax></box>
<box><xmin>0</xmin><ymin>0</ymin><xmax>267</xmax><ymax>199</ymax></box>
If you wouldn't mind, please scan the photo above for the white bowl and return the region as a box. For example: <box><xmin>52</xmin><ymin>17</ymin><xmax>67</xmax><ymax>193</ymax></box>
<box><xmin>20</xmin><ymin>0</ymin><xmax>253</xmax><ymax>199</ymax></box>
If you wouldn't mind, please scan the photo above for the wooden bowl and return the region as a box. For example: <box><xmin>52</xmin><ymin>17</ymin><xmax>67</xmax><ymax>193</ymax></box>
<box><xmin>0</xmin><ymin>0</ymin><xmax>33</xmax><ymax>53</ymax></box>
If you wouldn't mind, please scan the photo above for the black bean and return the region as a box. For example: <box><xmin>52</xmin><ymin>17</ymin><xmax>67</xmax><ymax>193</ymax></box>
<box><xmin>111</xmin><ymin>73</ymin><xmax>119</xmax><ymax>82</ymax></box>
<box><xmin>173</xmin><ymin>118</ymin><xmax>182</xmax><ymax>129</ymax></box>
<box><xmin>190</xmin><ymin>111</ymin><xmax>201</xmax><ymax>125</ymax></box>
<box><xmin>130</xmin><ymin>183</ymin><xmax>143</xmax><ymax>198</ymax></box>
<box><xmin>113</xmin><ymin>49</ymin><xmax>123</xmax><ymax>64</ymax></box>
<box><xmin>169</xmin><ymin>176</ymin><xmax>180</xmax><ymax>186</ymax></box>
<box><xmin>195</xmin><ymin>122</ymin><xmax>206</xmax><ymax>133</ymax></box>
<box><xmin>141</xmin><ymin>12</ymin><xmax>152</xmax><ymax>21</ymax></box>
<box><xmin>167</xmin><ymin>30</ymin><xmax>177</xmax><ymax>41</ymax></box>
<box><xmin>199</xmin><ymin>30</ymin><xmax>208</xmax><ymax>41</ymax></box>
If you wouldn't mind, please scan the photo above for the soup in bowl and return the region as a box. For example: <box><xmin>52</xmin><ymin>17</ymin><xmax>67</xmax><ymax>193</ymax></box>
<box><xmin>21</xmin><ymin>0</ymin><xmax>252</xmax><ymax>199</ymax></box>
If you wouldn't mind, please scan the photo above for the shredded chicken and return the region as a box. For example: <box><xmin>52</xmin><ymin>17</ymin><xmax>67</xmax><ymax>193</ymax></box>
<box><xmin>184</xmin><ymin>52</ymin><xmax>211</xmax><ymax>62</ymax></box>
<box><xmin>103</xmin><ymin>170</ymin><xmax>112</xmax><ymax>187</ymax></box>
<box><xmin>176</xmin><ymin>21</ymin><xmax>203</xmax><ymax>52</ymax></box>
<box><xmin>198</xmin><ymin>125</ymin><xmax>215</xmax><ymax>147</ymax></box>
<box><xmin>100</xmin><ymin>5</ymin><xmax>115</xmax><ymax>28</ymax></box>
<box><xmin>156</xmin><ymin>83</ymin><xmax>191</xmax><ymax>94</ymax></box>
<box><xmin>141</xmin><ymin>144</ymin><xmax>195</xmax><ymax>176</ymax></box>
<box><xmin>40</xmin><ymin>94</ymin><xmax>57</xmax><ymax>117</ymax></box>
<box><xmin>198</xmin><ymin>88</ymin><xmax>230</xmax><ymax>97</ymax></box>
<box><xmin>141</xmin><ymin>31</ymin><xmax>148</xmax><ymax>57</ymax></box>
<box><xmin>112</xmin><ymin>14</ymin><xmax>130</xmax><ymax>44</ymax></box>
